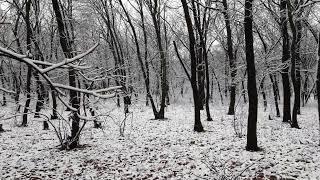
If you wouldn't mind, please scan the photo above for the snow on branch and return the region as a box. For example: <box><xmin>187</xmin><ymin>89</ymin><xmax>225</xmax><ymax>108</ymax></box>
<box><xmin>0</xmin><ymin>87</ymin><xmax>15</xmax><ymax>94</ymax></box>
<box><xmin>0</xmin><ymin>47</ymin><xmax>65</xmax><ymax>95</ymax></box>
<box><xmin>52</xmin><ymin>83</ymin><xmax>122</xmax><ymax>99</ymax></box>
<box><xmin>0</xmin><ymin>43</ymin><xmax>122</xmax><ymax>112</ymax></box>
<box><xmin>41</xmin><ymin>43</ymin><xmax>99</xmax><ymax>73</ymax></box>
<box><xmin>32</xmin><ymin>59</ymin><xmax>91</xmax><ymax>70</ymax></box>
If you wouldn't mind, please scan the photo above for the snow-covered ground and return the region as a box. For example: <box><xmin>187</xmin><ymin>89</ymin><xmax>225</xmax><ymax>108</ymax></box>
<box><xmin>1</xmin><ymin>98</ymin><xmax>320</xmax><ymax>179</ymax></box>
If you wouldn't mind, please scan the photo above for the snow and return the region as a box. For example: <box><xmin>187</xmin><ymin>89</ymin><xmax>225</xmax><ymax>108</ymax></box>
<box><xmin>1</xmin><ymin>99</ymin><xmax>320</xmax><ymax>179</ymax></box>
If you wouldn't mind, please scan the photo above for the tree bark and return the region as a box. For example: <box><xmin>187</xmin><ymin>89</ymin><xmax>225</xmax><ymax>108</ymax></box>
<box><xmin>287</xmin><ymin>3</ymin><xmax>300</xmax><ymax>129</ymax></box>
<box><xmin>148</xmin><ymin>1</ymin><xmax>168</xmax><ymax>119</ymax></box>
<box><xmin>316</xmin><ymin>32</ymin><xmax>320</xmax><ymax>145</ymax></box>
<box><xmin>180</xmin><ymin>0</ymin><xmax>204</xmax><ymax>132</ymax></box>
<box><xmin>222</xmin><ymin>0</ymin><xmax>237</xmax><ymax>115</ymax></box>
<box><xmin>280</xmin><ymin>0</ymin><xmax>291</xmax><ymax>123</ymax></box>
<box><xmin>22</xmin><ymin>0</ymin><xmax>33</xmax><ymax>127</ymax></box>
<box><xmin>244</xmin><ymin>0</ymin><xmax>259</xmax><ymax>151</ymax></box>
<box><xmin>270</xmin><ymin>74</ymin><xmax>281</xmax><ymax>117</ymax></box>
<box><xmin>52</xmin><ymin>0</ymin><xmax>80</xmax><ymax>149</ymax></box>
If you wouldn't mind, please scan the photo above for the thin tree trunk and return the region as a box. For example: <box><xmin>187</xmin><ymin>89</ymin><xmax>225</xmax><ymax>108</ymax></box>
<box><xmin>242</xmin><ymin>79</ymin><xmax>247</xmax><ymax>103</ymax></box>
<box><xmin>260</xmin><ymin>77</ymin><xmax>267</xmax><ymax>111</ymax></box>
<box><xmin>51</xmin><ymin>89</ymin><xmax>58</xmax><ymax>119</ymax></box>
<box><xmin>119</xmin><ymin>0</ymin><xmax>159</xmax><ymax>119</ymax></box>
<box><xmin>212</xmin><ymin>68</ymin><xmax>224</xmax><ymax>105</ymax></box>
<box><xmin>316</xmin><ymin>32</ymin><xmax>320</xmax><ymax>145</ymax></box>
<box><xmin>0</xmin><ymin>62</ymin><xmax>6</xmax><ymax>106</ymax></box>
<box><xmin>270</xmin><ymin>74</ymin><xmax>281</xmax><ymax>117</ymax></box>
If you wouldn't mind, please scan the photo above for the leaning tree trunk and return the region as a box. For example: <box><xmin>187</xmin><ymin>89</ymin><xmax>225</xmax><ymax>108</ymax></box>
<box><xmin>119</xmin><ymin>0</ymin><xmax>159</xmax><ymax>119</ymax></box>
<box><xmin>244</xmin><ymin>0</ymin><xmax>259</xmax><ymax>151</ymax></box>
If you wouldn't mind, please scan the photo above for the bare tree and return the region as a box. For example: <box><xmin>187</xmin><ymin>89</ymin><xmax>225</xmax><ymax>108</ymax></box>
<box><xmin>175</xmin><ymin>0</ymin><xmax>205</xmax><ymax>132</ymax></box>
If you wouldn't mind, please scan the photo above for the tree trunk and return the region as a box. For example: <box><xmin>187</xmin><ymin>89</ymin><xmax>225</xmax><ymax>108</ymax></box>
<box><xmin>288</xmin><ymin>3</ymin><xmax>300</xmax><ymax>129</ymax></box>
<box><xmin>212</xmin><ymin>69</ymin><xmax>224</xmax><ymax>105</ymax></box>
<box><xmin>119</xmin><ymin>0</ymin><xmax>159</xmax><ymax>119</ymax></box>
<box><xmin>52</xmin><ymin>0</ymin><xmax>80</xmax><ymax>149</ymax></box>
<box><xmin>242</xmin><ymin>79</ymin><xmax>247</xmax><ymax>103</ymax></box>
<box><xmin>0</xmin><ymin>63</ymin><xmax>6</xmax><ymax>106</ymax></box>
<box><xmin>244</xmin><ymin>0</ymin><xmax>259</xmax><ymax>151</ymax></box>
<box><xmin>316</xmin><ymin>32</ymin><xmax>320</xmax><ymax>145</ymax></box>
<box><xmin>260</xmin><ymin>77</ymin><xmax>267</xmax><ymax>111</ymax></box>
<box><xmin>22</xmin><ymin>0</ymin><xmax>33</xmax><ymax>127</ymax></box>
<box><xmin>149</xmin><ymin>2</ymin><xmax>167</xmax><ymax>119</ymax></box>
<box><xmin>280</xmin><ymin>0</ymin><xmax>291</xmax><ymax>123</ymax></box>
<box><xmin>34</xmin><ymin>72</ymin><xmax>45</xmax><ymax>118</ymax></box>
<box><xmin>270</xmin><ymin>74</ymin><xmax>281</xmax><ymax>117</ymax></box>
<box><xmin>222</xmin><ymin>0</ymin><xmax>236</xmax><ymax>115</ymax></box>
<box><xmin>51</xmin><ymin>89</ymin><xmax>58</xmax><ymax>119</ymax></box>
<box><xmin>181</xmin><ymin>0</ymin><xmax>204</xmax><ymax>132</ymax></box>
<box><xmin>302</xmin><ymin>72</ymin><xmax>309</xmax><ymax>107</ymax></box>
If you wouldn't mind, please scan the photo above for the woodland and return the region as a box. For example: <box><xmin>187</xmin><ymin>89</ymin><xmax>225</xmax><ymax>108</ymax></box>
<box><xmin>1</xmin><ymin>0</ymin><xmax>320</xmax><ymax>179</ymax></box>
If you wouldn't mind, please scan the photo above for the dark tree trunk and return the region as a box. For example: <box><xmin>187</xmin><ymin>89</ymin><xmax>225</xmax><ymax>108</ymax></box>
<box><xmin>181</xmin><ymin>0</ymin><xmax>204</xmax><ymax>132</ymax></box>
<box><xmin>260</xmin><ymin>77</ymin><xmax>267</xmax><ymax>111</ymax></box>
<box><xmin>280</xmin><ymin>0</ymin><xmax>291</xmax><ymax>123</ymax></box>
<box><xmin>190</xmin><ymin>0</ymin><xmax>212</xmax><ymax>120</ymax></box>
<box><xmin>119</xmin><ymin>0</ymin><xmax>159</xmax><ymax>119</ymax></box>
<box><xmin>22</xmin><ymin>0</ymin><xmax>33</xmax><ymax>127</ymax></box>
<box><xmin>43</xmin><ymin>121</ymin><xmax>49</xmax><ymax>130</ymax></box>
<box><xmin>316</xmin><ymin>32</ymin><xmax>320</xmax><ymax>145</ymax></box>
<box><xmin>212</xmin><ymin>69</ymin><xmax>224</xmax><ymax>105</ymax></box>
<box><xmin>302</xmin><ymin>72</ymin><xmax>308</xmax><ymax>107</ymax></box>
<box><xmin>12</xmin><ymin>14</ymin><xmax>22</xmax><ymax>106</ymax></box>
<box><xmin>52</xmin><ymin>0</ymin><xmax>80</xmax><ymax>149</ymax></box>
<box><xmin>275</xmin><ymin>75</ymin><xmax>281</xmax><ymax>101</ymax></box>
<box><xmin>270</xmin><ymin>74</ymin><xmax>281</xmax><ymax>117</ymax></box>
<box><xmin>51</xmin><ymin>89</ymin><xmax>58</xmax><ymax>119</ymax></box>
<box><xmin>0</xmin><ymin>63</ymin><xmax>6</xmax><ymax>106</ymax></box>
<box><xmin>244</xmin><ymin>0</ymin><xmax>259</xmax><ymax>151</ymax></box>
<box><xmin>288</xmin><ymin>5</ymin><xmax>301</xmax><ymax>129</ymax></box>
<box><xmin>222</xmin><ymin>0</ymin><xmax>236</xmax><ymax>115</ymax></box>
<box><xmin>34</xmin><ymin>73</ymin><xmax>45</xmax><ymax>118</ymax></box>
<box><xmin>296</xmin><ymin>21</ymin><xmax>302</xmax><ymax>115</ymax></box>
<box><xmin>33</xmin><ymin>0</ymin><xmax>46</xmax><ymax>119</ymax></box>
<box><xmin>149</xmin><ymin>2</ymin><xmax>167</xmax><ymax>119</ymax></box>
<box><xmin>242</xmin><ymin>79</ymin><xmax>247</xmax><ymax>103</ymax></box>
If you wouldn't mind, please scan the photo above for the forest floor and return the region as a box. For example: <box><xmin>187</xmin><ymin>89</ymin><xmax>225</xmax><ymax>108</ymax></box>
<box><xmin>1</xmin><ymin>98</ymin><xmax>320</xmax><ymax>180</ymax></box>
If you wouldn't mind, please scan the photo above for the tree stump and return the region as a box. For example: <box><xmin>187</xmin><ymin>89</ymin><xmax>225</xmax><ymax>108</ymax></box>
<box><xmin>43</xmin><ymin>121</ymin><xmax>49</xmax><ymax>130</ymax></box>
<box><xmin>0</xmin><ymin>124</ymin><xmax>4</xmax><ymax>132</ymax></box>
